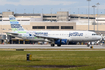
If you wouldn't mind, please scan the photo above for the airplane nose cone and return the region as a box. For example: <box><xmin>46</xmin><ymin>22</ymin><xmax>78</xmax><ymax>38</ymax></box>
<box><xmin>98</xmin><ymin>36</ymin><xmax>102</xmax><ymax>40</ymax></box>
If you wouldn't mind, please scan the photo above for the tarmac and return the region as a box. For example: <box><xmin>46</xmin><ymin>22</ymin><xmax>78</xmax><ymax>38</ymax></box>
<box><xmin>98</xmin><ymin>68</ymin><xmax>105</xmax><ymax>70</ymax></box>
<box><xmin>0</xmin><ymin>44</ymin><xmax>105</xmax><ymax>49</ymax></box>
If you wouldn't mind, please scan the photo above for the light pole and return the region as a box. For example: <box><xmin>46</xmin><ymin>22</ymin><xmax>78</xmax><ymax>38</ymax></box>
<box><xmin>51</xmin><ymin>8</ymin><xmax>53</xmax><ymax>22</ymax></box>
<box><xmin>78</xmin><ymin>8</ymin><xmax>79</xmax><ymax>14</ymax></box>
<box><xmin>69</xmin><ymin>8</ymin><xmax>71</xmax><ymax>14</ymax></box>
<box><xmin>92</xmin><ymin>5</ymin><xmax>96</xmax><ymax>31</ymax></box>
<box><xmin>15</xmin><ymin>9</ymin><xmax>16</xmax><ymax>14</ymax></box>
<box><xmin>24</xmin><ymin>9</ymin><xmax>25</xmax><ymax>14</ymax></box>
<box><xmin>96</xmin><ymin>3</ymin><xmax>100</xmax><ymax>31</ymax></box>
<box><xmin>86</xmin><ymin>9</ymin><xmax>87</xmax><ymax>14</ymax></box>
<box><xmin>104</xmin><ymin>9</ymin><xmax>105</xmax><ymax>14</ymax></box>
<box><xmin>87</xmin><ymin>0</ymin><xmax>91</xmax><ymax>31</ymax></box>
<box><xmin>42</xmin><ymin>9</ymin><xmax>43</xmax><ymax>14</ymax></box>
<box><xmin>33</xmin><ymin>8</ymin><xmax>34</xmax><ymax>14</ymax></box>
<box><xmin>60</xmin><ymin>8</ymin><xmax>61</xmax><ymax>11</ymax></box>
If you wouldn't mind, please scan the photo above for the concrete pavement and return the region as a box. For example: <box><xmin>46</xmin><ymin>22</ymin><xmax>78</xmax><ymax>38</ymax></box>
<box><xmin>0</xmin><ymin>44</ymin><xmax>104</xmax><ymax>49</ymax></box>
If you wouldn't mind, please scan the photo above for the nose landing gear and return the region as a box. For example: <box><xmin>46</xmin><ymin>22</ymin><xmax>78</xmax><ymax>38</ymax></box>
<box><xmin>87</xmin><ymin>42</ymin><xmax>93</xmax><ymax>49</ymax></box>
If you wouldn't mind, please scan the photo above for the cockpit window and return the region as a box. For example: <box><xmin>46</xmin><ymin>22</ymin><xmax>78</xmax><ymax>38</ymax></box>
<box><xmin>92</xmin><ymin>34</ymin><xmax>98</xmax><ymax>35</ymax></box>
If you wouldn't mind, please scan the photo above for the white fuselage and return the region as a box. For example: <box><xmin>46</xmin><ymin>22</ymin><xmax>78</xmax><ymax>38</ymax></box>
<box><xmin>14</xmin><ymin>31</ymin><xmax>101</xmax><ymax>42</ymax></box>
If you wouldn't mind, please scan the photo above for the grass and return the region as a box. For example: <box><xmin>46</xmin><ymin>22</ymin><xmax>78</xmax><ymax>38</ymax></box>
<box><xmin>0</xmin><ymin>51</ymin><xmax>105</xmax><ymax>70</ymax></box>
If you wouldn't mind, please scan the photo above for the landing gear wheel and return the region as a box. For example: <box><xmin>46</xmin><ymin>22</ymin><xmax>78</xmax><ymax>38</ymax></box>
<box><xmin>67</xmin><ymin>40</ymin><xmax>69</xmax><ymax>45</ymax></box>
<box><xmin>57</xmin><ymin>44</ymin><xmax>61</xmax><ymax>47</ymax></box>
<box><xmin>87</xmin><ymin>44</ymin><xmax>90</xmax><ymax>47</ymax></box>
<box><xmin>90</xmin><ymin>46</ymin><xmax>93</xmax><ymax>49</ymax></box>
<box><xmin>51</xmin><ymin>44</ymin><xmax>55</xmax><ymax>47</ymax></box>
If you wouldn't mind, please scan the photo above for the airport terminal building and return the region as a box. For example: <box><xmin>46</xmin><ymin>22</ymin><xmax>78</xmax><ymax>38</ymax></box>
<box><xmin>0</xmin><ymin>11</ymin><xmax>105</xmax><ymax>44</ymax></box>
<box><xmin>0</xmin><ymin>11</ymin><xmax>105</xmax><ymax>32</ymax></box>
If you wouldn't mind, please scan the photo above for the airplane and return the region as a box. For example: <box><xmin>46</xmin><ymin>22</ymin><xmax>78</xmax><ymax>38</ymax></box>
<box><xmin>6</xmin><ymin>15</ymin><xmax>101</xmax><ymax>47</ymax></box>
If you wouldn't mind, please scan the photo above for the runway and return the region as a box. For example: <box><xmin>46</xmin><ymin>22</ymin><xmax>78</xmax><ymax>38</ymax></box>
<box><xmin>0</xmin><ymin>44</ymin><xmax>105</xmax><ymax>49</ymax></box>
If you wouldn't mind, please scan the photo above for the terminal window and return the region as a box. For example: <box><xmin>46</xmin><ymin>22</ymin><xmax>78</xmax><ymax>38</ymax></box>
<box><xmin>61</xmin><ymin>26</ymin><xmax>73</xmax><ymax>29</ymax></box>
<box><xmin>32</xmin><ymin>26</ymin><xmax>45</xmax><ymax>29</ymax></box>
<box><xmin>47</xmin><ymin>26</ymin><xmax>59</xmax><ymax>29</ymax></box>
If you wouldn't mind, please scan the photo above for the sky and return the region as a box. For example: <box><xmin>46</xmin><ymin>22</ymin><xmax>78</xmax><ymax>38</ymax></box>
<box><xmin>0</xmin><ymin>0</ymin><xmax>105</xmax><ymax>14</ymax></box>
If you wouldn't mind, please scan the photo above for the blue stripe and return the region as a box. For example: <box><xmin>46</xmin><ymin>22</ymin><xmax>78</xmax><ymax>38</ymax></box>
<box><xmin>10</xmin><ymin>21</ymin><xmax>19</xmax><ymax>24</ymax></box>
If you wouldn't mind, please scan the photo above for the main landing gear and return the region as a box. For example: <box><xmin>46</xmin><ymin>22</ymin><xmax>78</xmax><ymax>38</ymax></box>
<box><xmin>87</xmin><ymin>43</ymin><xmax>93</xmax><ymax>49</ymax></box>
<box><xmin>51</xmin><ymin>44</ymin><xmax>61</xmax><ymax>47</ymax></box>
<box><xmin>50</xmin><ymin>39</ymin><xmax>62</xmax><ymax>47</ymax></box>
<box><xmin>57</xmin><ymin>44</ymin><xmax>61</xmax><ymax>47</ymax></box>
<box><xmin>51</xmin><ymin>44</ymin><xmax>55</xmax><ymax>47</ymax></box>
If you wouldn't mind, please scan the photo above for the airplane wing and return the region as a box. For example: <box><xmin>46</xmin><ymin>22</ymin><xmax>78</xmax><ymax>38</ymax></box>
<box><xmin>35</xmin><ymin>35</ymin><xmax>62</xmax><ymax>40</ymax></box>
<box><xmin>5</xmin><ymin>32</ymin><xmax>19</xmax><ymax>35</ymax></box>
<box><xmin>5</xmin><ymin>32</ymin><xmax>67</xmax><ymax>42</ymax></box>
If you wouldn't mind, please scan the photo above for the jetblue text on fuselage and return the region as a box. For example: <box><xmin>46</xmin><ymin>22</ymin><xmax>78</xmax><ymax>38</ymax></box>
<box><xmin>69</xmin><ymin>32</ymin><xmax>83</xmax><ymax>37</ymax></box>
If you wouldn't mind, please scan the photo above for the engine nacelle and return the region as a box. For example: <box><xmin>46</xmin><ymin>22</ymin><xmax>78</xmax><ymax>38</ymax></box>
<box><xmin>55</xmin><ymin>39</ymin><xmax>68</xmax><ymax>45</ymax></box>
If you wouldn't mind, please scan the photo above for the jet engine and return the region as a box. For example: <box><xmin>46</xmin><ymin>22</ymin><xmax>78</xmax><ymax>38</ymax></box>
<box><xmin>55</xmin><ymin>39</ymin><xmax>68</xmax><ymax>45</ymax></box>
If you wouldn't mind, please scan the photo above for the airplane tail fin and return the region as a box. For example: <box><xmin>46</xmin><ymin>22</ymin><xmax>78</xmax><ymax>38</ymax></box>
<box><xmin>9</xmin><ymin>15</ymin><xmax>25</xmax><ymax>31</ymax></box>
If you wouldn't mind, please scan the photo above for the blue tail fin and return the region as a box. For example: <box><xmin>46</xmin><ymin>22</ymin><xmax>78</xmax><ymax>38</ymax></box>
<box><xmin>9</xmin><ymin>15</ymin><xmax>24</xmax><ymax>31</ymax></box>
